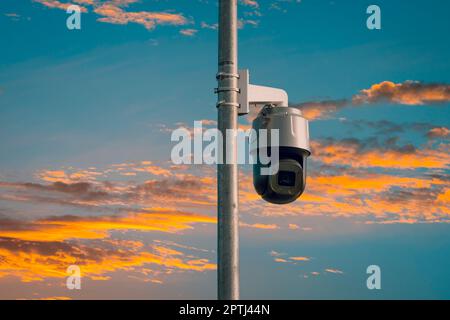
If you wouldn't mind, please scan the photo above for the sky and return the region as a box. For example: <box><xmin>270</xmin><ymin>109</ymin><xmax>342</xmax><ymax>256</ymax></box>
<box><xmin>0</xmin><ymin>0</ymin><xmax>449</xmax><ymax>300</ymax></box>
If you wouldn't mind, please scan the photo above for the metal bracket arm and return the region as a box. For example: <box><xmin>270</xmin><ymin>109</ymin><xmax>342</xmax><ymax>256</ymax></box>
<box><xmin>237</xmin><ymin>69</ymin><xmax>289</xmax><ymax>115</ymax></box>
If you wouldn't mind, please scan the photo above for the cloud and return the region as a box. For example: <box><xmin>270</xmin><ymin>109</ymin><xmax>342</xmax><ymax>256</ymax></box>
<box><xmin>352</xmin><ymin>81</ymin><xmax>450</xmax><ymax>105</ymax></box>
<box><xmin>0</xmin><ymin>208</ymin><xmax>215</xmax><ymax>242</ymax></box>
<box><xmin>180</xmin><ymin>29</ymin><xmax>198</xmax><ymax>37</ymax></box>
<box><xmin>4</xmin><ymin>13</ymin><xmax>21</xmax><ymax>17</ymax></box>
<box><xmin>238</xmin><ymin>156</ymin><xmax>449</xmax><ymax>222</ymax></box>
<box><xmin>342</xmin><ymin>119</ymin><xmax>437</xmax><ymax>136</ymax></box>
<box><xmin>270</xmin><ymin>251</ymin><xmax>311</xmax><ymax>264</ymax></box>
<box><xmin>0</xmin><ymin>192</ymin><xmax>216</xmax><ymax>282</ymax></box>
<box><xmin>269</xmin><ymin>0</ymin><xmax>302</xmax><ymax>13</ymax></box>
<box><xmin>240</xmin><ymin>222</ymin><xmax>279</xmax><ymax>229</ymax></box>
<box><xmin>272</xmin><ymin>172</ymin><xmax>448</xmax><ymax>222</ymax></box>
<box><xmin>34</xmin><ymin>0</ymin><xmax>88</xmax><ymax>12</ymax></box>
<box><xmin>240</xmin><ymin>0</ymin><xmax>301</xmax><ymax>13</ymax></box>
<box><xmin>238</xmin><ymin>18</ymin><xmax>259</xmax><ymax>29</ymax></box>
<box><xmin>4</xmin><ymin>13</ymin><xmax>25</xmax><ymax>21</ymax></box>
<box><xmin>20</xmin><ymin>181</ymin><xmax>109</xmax><ymax>201</ymax></box>
<box><xmin>1</xmin><ymin>164</ymin><xmax>217</xmax><ymax>211</ymax></box>
<box><xmin>94</xmin><ymin>4</ymin><xmax>187</xmax><ymax>30</ymax></box>
<box><xmin>132</xmin><ymin>165</ymin><xmax>173</xmax><ymax>177</ymax></box>
<box><xmin>36</xmin><ymin>296</ymin><xmax>72</xmax><ymax>300</ymax></box>
<box><xmin>0</xmin><ymin>237</ymin><xmax>215</xmax><ymax>282</ymax></box>
<box><xmin>201</xmin><ymin>22</ymin><xmax>218</xmax><ymax>30</ymax></box>
<box><xmin>1</xmin><ymin>150</ymin><xmax>449</xmax><ymax>243</ymax></box>
<box><xmin>240</xmin><ymin>0</ymin><xmax>259</xmax><ymax>8</ymax></box>
<box><xmin>73</xmin><ymin>0</ymin><xmax>94</xmax><ymax>5</ymax></box>
<box><xmin>289</xmin><ymin>256</ymin><xmax>310</xmax><ymax>261</ymax></box>
<box><xmin>427</xmin><ymin>127</ymin><xmax>450</xmax><ymax>139</ymax></box>
<box><xmin>312</xmin><ymin>138</ymin><xmax>449</xmax><ymax>169</ymax></box>
<box><xmin>104</xmin><ymin>0</ymin><xmax>138</xmax><ymax>6</ymax></box>
<box><xmin>38</xmin><ymin>169</ymin><xmax>103</xmax><ymax>183</ymax></box>
<box><xmin>296</xmin><ymin>81</ymin><xmax>450</xmax><ymax>120</ymax></box>
<box><xmin>109</xmin><ymin>160</ymin><xmax>175</xmax><ymax>177</ymax></box>
<box><xmin>269</xmin><ymin>250</ymin><xmax>284</xmax><ymax>257</ymax></box>
<box><xmin>34</xmin><ymin>0</ymin><xmax>188</xmax><ymax>31</ymax></box>
<box><xmin>325</xmin><ymin>268</ymin><xmax>343</xmax><ymax>274</ymax></box>
<box><xmin>0</xmin><ymin>150</ymin><xmax>448</xmax><ymax>287</ymax></box>
<box><xmin>297</xmin><ymin>99</ymin><xmax>348</xmax><ymax>121</ymax></box>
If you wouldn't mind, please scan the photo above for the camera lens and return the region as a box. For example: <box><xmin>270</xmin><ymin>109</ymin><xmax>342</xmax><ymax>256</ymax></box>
<box><xmin>278</xmin><ymin>171</ymin><xmax>296</xmax><ymax>187</ymax></box>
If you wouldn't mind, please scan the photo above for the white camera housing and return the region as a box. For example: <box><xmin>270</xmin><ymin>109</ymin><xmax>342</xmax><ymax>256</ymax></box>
<box><xmin>239</xmin><ymin>70</ymin><xmax>311</xmax><ymax>204</ymax></box>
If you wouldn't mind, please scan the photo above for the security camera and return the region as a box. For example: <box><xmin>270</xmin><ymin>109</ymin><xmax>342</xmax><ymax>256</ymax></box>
<box><xmin>251</xmin><ymin>105</ymin><xmax>310</xmax><ymax>204</ymax></box>
<box><xmin>238</xmin><ymin>70</ymin><xmax>311</xmax><ymax>204</ymax></box>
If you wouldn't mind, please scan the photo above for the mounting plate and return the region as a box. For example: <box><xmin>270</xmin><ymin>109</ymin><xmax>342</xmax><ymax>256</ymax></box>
<box><xmin>238</xmin><ymin>69</ymin><xmax>289</xmax><ymax>116</ymax></box>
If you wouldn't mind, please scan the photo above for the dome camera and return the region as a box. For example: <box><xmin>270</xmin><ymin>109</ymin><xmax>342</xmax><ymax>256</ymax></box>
<box><xmin>251</xmin><ymin>105</ymin><xmax>311</xmax><ymax>204</ymax></box>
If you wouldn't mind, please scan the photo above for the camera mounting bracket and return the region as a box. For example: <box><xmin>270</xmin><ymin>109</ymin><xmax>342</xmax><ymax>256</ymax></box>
<box><xmin>238</xmin><ymin>69</ymin><xmax>289</xmax><ymax>116</ymax></box>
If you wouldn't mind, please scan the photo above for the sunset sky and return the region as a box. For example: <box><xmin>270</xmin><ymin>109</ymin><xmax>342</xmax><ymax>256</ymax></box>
<box><xmin>0</xmin><ymin>0</ymin><xmax>449</xmax><ymax>299</ymax></box>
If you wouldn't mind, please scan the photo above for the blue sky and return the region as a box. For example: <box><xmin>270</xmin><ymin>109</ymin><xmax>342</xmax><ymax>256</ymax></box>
<box><xmin>0</xmin><ymin>0</ymin><xmax>449</xmax><ymax>299</ymax></box>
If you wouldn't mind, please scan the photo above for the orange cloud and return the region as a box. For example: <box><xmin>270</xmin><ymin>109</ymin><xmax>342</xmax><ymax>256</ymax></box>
<box><xmin>297</xmin><ymin>81</ymin><xmax>450</xmax><ymax>120</ymax></box>
<box><xmin>73</xmin><ymin>0</ymin><xmax>93</xmax><ymax>5</ymax></box>
<box><xmin>269</xmin><ymin>250</ymin><xmax>311</xmax><ymax>264</ymax></box>
<box><xmin>312</xmin><ymin>139</ymin><xmax>449</xmax><ymax>169</ymax></box>
<box><xmin>0</xmin><ymin>238</ymin><xmax>215</xmax><ymax>282</ymax></box>
<box><xmin>94</xmin><ymin>4</ymin><xmax>187</xmax><ymax>30</ymax></box>
<box><xmin>240</xmin><ymin>222</ymin><xmax>279</xmax><ymax>230</ymax></box>
<box><xmin>133</xmin><ymin>165</ymin><xmax>172</xmax><ymax>177</ymax></box>
<box><xmin>0</xmin><ymin>209</ymin><xmax>215</xmax><ymax>243</ymax></box>
<box><xmin>34</xmin><ymin>0</ymin><xmax>188</xmax><ymax>31</ymax></box>
<box><xmin>353</xmin><ymin>81</ymin><xmax>450</xmax><ymax>105</ymax></box>
<box><xmin>34</xmin><ymin>0</ymin><xmax>88</xmax><ymax>12</ymax></box>
<box><xmin>35</xmin><ymin>296</ymin><xmax>72</xmax><ymax>300</ymax></box>
<box><xmin>299</xmin><ymin>99</ymin><xmax>348</xmax><ymax>121</ymax></box>
<box><xmin>289</xmin><ymin>256</ymin><xmax>310</xmax><ymax>261</ymax></box>
<box><xmin>2</xmin><ymin>153</ymin><xmax>448</xmax><ymax>244</ymax></box>
<box><xmin>38</xmin><ymin>169</ymin><xmax>102</xmax><ymax>183</ymax></box>
<box><xmin>238</xmin><ymin>165</ymin><xmax>449</xmax><ymax>222</ymax></box>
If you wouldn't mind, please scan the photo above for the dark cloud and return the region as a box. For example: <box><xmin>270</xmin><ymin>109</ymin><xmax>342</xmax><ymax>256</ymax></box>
<box><xmin>0</xmin><ymin>218</ymin><xmax>36</xmax><ymax>232</ymax></box>
<box><xmin>342</xmin><ymin>119</ymin><xmax>435</xmax><ymax>135</ymax></box>
<box><xmin>380</xmin><ymin>187</ymin><xmax>443</xmax><ymax>203</ymax></box>
<box><xmin>135</xmin><ymin>178</ymin><xmax>205</xmax><ymax>197</ymax></box>
<box><xmin>20</xmin><ymin>182</ymin><xmax>109</xmax><ymax>201</ymax></box>
<box><xmin>0</xmin><ymin>237</ymin><xmax>80</xmax><ymax>257</ymax></box>
<box><xmin>0</xmin><ymin>176</ymin><xmax>213</xmax><ymax>208</ymax></box>
<box><xmin>314</xmin><ymin>136</ymin><xmax>417</xmax><ymax>154</ymax></box>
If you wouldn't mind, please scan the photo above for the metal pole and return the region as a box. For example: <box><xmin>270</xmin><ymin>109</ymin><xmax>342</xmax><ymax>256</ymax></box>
<box><xmin>217</xmin><ymin>0</ymin><xmax>239</xmax><ymax>300</ymax></box>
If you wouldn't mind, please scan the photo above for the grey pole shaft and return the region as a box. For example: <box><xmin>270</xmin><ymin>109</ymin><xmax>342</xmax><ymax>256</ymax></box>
<box><xmin>217</xmin><ymin>0</ymin><xmax>239</xmax><ymax>300</ymax></box>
